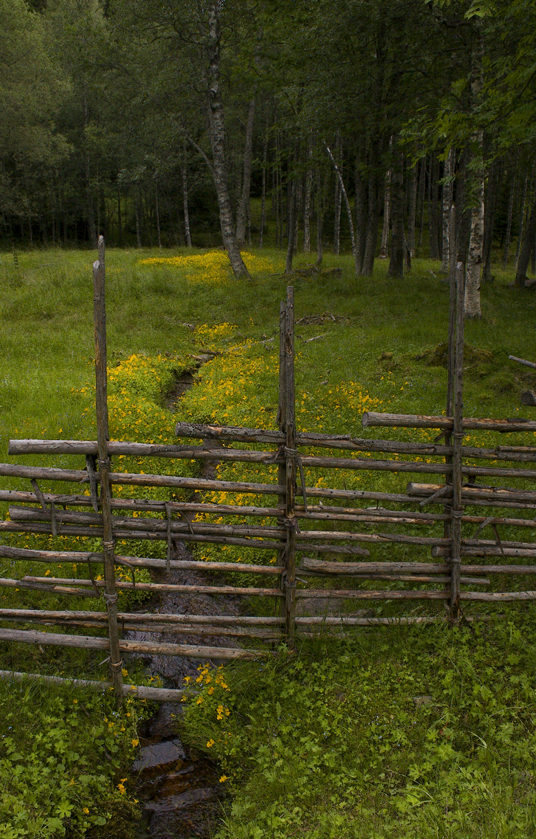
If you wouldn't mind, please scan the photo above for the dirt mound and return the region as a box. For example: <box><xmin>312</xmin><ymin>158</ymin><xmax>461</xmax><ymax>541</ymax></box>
<box><xmin>418</xmin><ymin>342</ymin><xmax>493</xmax><ymax>369</ymax></box>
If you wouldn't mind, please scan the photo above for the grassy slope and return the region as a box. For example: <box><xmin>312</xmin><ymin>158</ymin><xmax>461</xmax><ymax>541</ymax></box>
<box><xmin>1</xmin><ymin>246</ymin><xmax>536</xmax><ymax>837</ymax></box>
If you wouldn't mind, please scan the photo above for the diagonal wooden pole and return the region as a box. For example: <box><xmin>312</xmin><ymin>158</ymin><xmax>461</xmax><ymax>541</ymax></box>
<box><xmin>93</xmin><ymin>236</ymin><xmax>124</xmax><ymax>701</ymax></box>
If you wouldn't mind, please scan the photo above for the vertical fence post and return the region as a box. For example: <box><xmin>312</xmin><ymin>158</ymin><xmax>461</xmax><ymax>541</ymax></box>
<box><xmin>444</xmin><ymin>204</ymin><xmax>457</xmax><ymax>579</ymax></box>
<box><xmin>277</xmin><ymin>288</ymin><xmax>297</xmax><ymax>646</ymax></box>
<box><xmin>450</xmin><ymin>260</ymin><xmax>465</xmax><ymax>620</ymax></box>
<box><xmin>93</xmin><ymin>236</ymin><xmax>124</xmax><ymax>700</ymax></box>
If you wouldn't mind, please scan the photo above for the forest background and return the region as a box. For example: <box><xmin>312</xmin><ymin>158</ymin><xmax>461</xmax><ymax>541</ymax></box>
<box><xmin>4</xmin><ymin>0</ymin><xmax>536</xmax><ymax>310</ymax></box>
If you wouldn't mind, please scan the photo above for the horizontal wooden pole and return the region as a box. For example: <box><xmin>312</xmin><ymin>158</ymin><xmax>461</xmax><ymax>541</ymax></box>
<box><xmin>0</xmin><ymin>544</ymin><xmax>282</xmax><ymax>575</ymax></box>
<box><xmin>298</xmin><ymin>559</ymin><xmax>488</xmax><ymax>585</ymax></box>
<box><xmin>0</xmin><ymin>577</ymin><xmax>99</xmax><ymax>597</ymax></box>
<box><xmin>7</xmin><ymin>507</ymin><xmax>446</xmax><ymax>549</ymax></box>
<box><xmin>0</xmin><ymin>669</ymin><xmax>186</xmax><ymax>701</ymax></box>
<box><xmin>407</xmin><ymin>482</ymin><xmax>536</xmax><ymax>503</ymax></box>
<box><xmin>0</xmin><ymin>611</ymin><xmax>281</xmax><ymax>639</ymax></box>
<box><xmin>294</xmin><ymin>616</ymin><xmax>453</xmax><ymax>626</ymax></box>
<box><xmin>0</xmin><ymin>519</ymin><xmax>285</xmax><ymax>551</ymax></box>
<box><xmin>0</xmin><ymin>574</ymin><xmax>283</xmax><ymax>598</ymax></box>
<box><xmin>301</xmin><ymin>559</ymin><xmax>450</xmax><ymax>574</ymax></box>
<box><xmin>362</xmin><ymin>412</ymin><xmax>536</xmax><ymax>433</ymax></box>
<box><xmin>461</xmin><ymin>591</ymin><xmax>536</xmax><ymax>601</ymax></box>
<box><xmin>15</xmin><ymin>591</ymin><xmax>285</xmax><ymax>623</ymax></box>
<box><xmin>295</xmin><ymin>589</ymin><xmax>448</xmax><ymax>600</ymax></box>
<box><xmin>433</xmin><ymin>546</ymin><xmax>536</xmax><ymax>558</ymax></box>
<box><xmin>0</xmin><ymin>626</ymin><xmax>266</xmax><ymax>659</ymax></box>
<box><xmin>175</xmin><ymin>423</ymin><xmax>536</xmax><ymax>463</ymax></box>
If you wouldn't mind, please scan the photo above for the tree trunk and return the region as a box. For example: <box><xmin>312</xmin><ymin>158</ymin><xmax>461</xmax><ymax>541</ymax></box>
<box><xmin>285</xmin><ymin>177</ymin><xmax>297</xmax><ymax>274</ymax></box>
<box><xmin>515</xmin><ymin>173</ymin><xmax>529</xmax><ymax>264</ymax></box>
<box><xmin>135</xmin><ymin>190</ymin><xmax>142</xmax><ymax>248</ymax></box>
<box><xmin>333</xmin><ymin>135</ymin><xmax>342</xmax><ymax>255</ymax></box>
<box><xmin>303</xmin><ymin>134</ymin><xmax>313</xmax><ymax>252</ymax></box>
<box><xmin>236</xmin><ymin>98</ymin><xmax>255</xmax><ymax>245</ymax></box>
<box><xmin>429</xmin><ymin>153</ymin><xmax>440</xmax><ymax>260</ymax></box>
<box><xmin>117</xmin><ymin>181</ymin><xmax>122</xmax><ymax>247</ymax></box>
<box><xmin>417</xmin><ymin>157</ymin><xmax>426</xmax><ymax>249</ymax></box>
<box><xmin>387</xmin><ymin>149</ymin><xmax>404</xmax><ymax>279</ymax></box>
<box><xmin>259</xmin><ymin>134</ymin><xmax>267</xmax><ymax>248</ymax></box>
<box><xmin>355</xmin><ymin>157</ymin><xmax>366</xmax><ymax>274</ymax></box>
<box><xmin>361</xmin><ymin>170</ymin><xmax>379</xmax><ymax>276</ymax></box>
<box><xmin>182</xmin><ymin>162</ymin><xmax>192</xmax><ymax>247</ymax></box>
<box><xmin>325</xmin><ymin>142</ymin><xmax>358</xmax><ymax>276</ymax></box>
<box><xmin>155</xmin><ymin>179</ymin><xmax>162</xmax><ymax>249</ymax></box>
<box><xmin>515</xmin><ymin>196</ymin><xmax>536</xmax><ymax>286</ymax></box>
<box><xmin>206</xmin><ymin>3</ymin><xmax>249</xmax><ymax>278</ymax></box>
<box><xmin>407</xmin><ymin>162</ymin><xmax>417</xmax><ymax>258</ymax></box>
<box><xmin>482</xmin><ymin>161</ymin><xmax>500</xmax><ymax>282</ymax></box>
<box><xmin>316</xmin><ymin>168</ymin><xmax>324</xmax><ymax>265</ymax></box>
<box><xmin>502</xmin><ymin>171</ymin><xmax>516</xmax><ymax>268</ymax></box>
<box><xmin>379</xmin><ymin>170</ymin><xmax>391</xmax><ymax>258</ymax></box>
<box><xmin>465</xmin><ymin>168</ymin><xmax>484</xmax><ymax>317</ymax></box>
<box><xmin>464</xmin><ymin>26</ymin><xmax>485</xmax><ymax>318</ymax></box>
<box><xmin>441</xmin><ymin>149</ymin><xmax>454</xmax><ymax>272</ymax></box>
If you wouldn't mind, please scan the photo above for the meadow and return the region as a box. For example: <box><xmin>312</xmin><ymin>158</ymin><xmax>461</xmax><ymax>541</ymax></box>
<box><xmin>1</xmin><ymin>245</ymin><xmax>536</xmax><ymax>837</ymax></box>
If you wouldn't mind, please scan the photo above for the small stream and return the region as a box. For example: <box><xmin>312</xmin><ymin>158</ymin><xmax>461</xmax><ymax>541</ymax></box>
<box><xmin>132</xmin><ymin>702</ymin><xmax>224</xmax><ymax>839</ymax></box>
<box><xmin>126</xmin><ymin>557</ymin><xmax>239</xmax><ymax>837</ymax></box>
<box><xmin>127</xmin><ymin>360</ymin><xmax>235</xmax><ymax>837</ymax></box>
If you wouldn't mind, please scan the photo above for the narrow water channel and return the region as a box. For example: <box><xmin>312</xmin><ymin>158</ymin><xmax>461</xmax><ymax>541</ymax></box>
<box><xmin>128</xmin><ymin>360</ymin><xmax>234</xmax><ymax>837</ymax></box>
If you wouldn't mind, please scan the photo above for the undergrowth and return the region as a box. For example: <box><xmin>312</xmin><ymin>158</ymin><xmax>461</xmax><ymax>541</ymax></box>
<box><xmin>183</xmin><ymin>615</ymin><xmax>536</xmax><ymax>838</ymax></box>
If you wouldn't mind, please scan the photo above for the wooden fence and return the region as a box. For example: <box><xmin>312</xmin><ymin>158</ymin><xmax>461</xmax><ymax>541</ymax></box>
<box><xmin>1</xmin><ymin>243</ymin><xmax>536</xmax><ymax>701</ymax></box>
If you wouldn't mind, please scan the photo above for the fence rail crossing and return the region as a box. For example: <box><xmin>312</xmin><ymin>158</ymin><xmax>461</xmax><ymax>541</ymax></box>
<box><xmin>1</xmin><ymin>245</ymin><xmax>536</xmax><ymax>700</ymax></box>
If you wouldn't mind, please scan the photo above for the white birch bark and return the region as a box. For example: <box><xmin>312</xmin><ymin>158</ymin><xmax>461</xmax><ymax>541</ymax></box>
<box><xmin>464</xmin><ymin>26</ymin><xmax>484</xmax><ymax>318</ymax></box>
<box><xmin>206</xmin><ymin>3</ymin><xmax>249</xmax><ymax>278</ymax></box>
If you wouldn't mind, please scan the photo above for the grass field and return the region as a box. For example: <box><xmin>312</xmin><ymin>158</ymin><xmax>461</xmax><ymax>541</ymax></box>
<box><xmin>2</xmin><ymin>246</ymin><xmax>536</xmax><ymax>837</ymax></box>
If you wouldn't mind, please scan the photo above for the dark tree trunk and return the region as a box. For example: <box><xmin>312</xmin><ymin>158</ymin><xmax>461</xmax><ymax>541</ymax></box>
<box><xmin>482</xmin><ymin>162</ymin><xmax>500</xmax><ymax>282</ymax></box>
<box><xmin>387</xmin><ymin>149</ymin><xmax>404</xmax><ymax>279</ymax></box>
<box><xmin>361</xmin><ymin>170</ymin><xmax>379</xmax><ymax>276</ymax></box>
<box><xmin>259</xmin><ymin>134</ymin><xmax>267</xmax><ymax>248</ymax></box>
<box><xmin>354</xmin><ymin>157</ymin><xmax>366</xmax><ymax>274</ymax></box>
<box><xmin>502</xmin><ymin>171</ymin><xmax>516</xmax><ymax>268</ymax></box>
<box><xmin>417</xmin><ymin>157</ymin><xmax>426</xmax><ymax>249</ymax></box>
<box><xmin>429</xmin><ymin>153</ymin><xmax>440</xmax><ymax>260</ymax></box>
<box><xmin>117</xmin><ymin>181</ymin><xmax>122</xmax><ymax>247</ymax></box>
<box><xmin>333</xmin><ymin>135</ymin><xmax>342</xmax><ymax>255</ymax></box>
<box><xmin>236</xmin><ymin>97</ymin><xmax>255</xmax><ymax>245</ymax></box>
<box><xmin>316</xmin><ymin>168</ymin><xmax>325</xmax><ymax>265</ymax></box>
<box><xmin>515</xmin><ymin>196</ymin><xmax>536</xmax><ymax>287</ymax></box>
<box><xmin>285</xmin><ymin>177</ymin><xmax>297</xmax><ymax>274</ymax></box>
<box><xmin>407</xmin><ymin>161</ymin><xmax>417</xmax><ymax>258</ymax></box>
<box><xmin>379</xmin><ymin>170</ymin><xmax>390</xmax><ymax>258</ymax></box>
<box><xmin>303</xmin><ymin>134</ymin><xmax>313</xmax><ymax>252</ymax></box>
<box><xmin>515</xmin><ymin>173</ymin><xmax>529</xmax><ymax>264</ymax></box>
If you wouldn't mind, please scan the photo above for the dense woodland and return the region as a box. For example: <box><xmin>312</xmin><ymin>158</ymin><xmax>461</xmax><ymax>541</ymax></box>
<box><xmin>3</xmin><ymin>0</ymin><xmax>536</xmax><ymax>312</ymax></box>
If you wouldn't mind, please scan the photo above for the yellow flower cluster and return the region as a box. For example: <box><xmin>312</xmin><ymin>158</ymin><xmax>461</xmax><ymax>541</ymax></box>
<box><xmin>139</xmin><ymin>250</ymin><xmax>280</xmax><ymax>280</ymax></box>
<box><xmin>195</xmin><ymin>322</ymin><xmax>237</xmax><ymax>339</ymax></box>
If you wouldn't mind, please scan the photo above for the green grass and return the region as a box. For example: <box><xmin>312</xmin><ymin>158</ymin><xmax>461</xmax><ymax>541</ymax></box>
<box><xmin>2</xmin><ymin>244</ymin><xmax>536</xmax><ymax>837</ymax></box>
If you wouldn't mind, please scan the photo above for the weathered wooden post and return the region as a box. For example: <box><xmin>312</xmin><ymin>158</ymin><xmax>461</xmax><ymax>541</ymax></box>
<box><xmin>283</xmin><ymin>288</ymin><xmax>297</xmax><ymax>645</ymax></box>
<box><xmin>277</xmin><ymin>288</ymin><xmax>297</xmax><ymax>646</ymax></box>
<box><xmin>450</xmin><ymin>260</ymin><xmax>465</xmax><ymax>620</ymax></box>
<box><xmin>93</xmin><ymin>236</ymin><xmax>124</xmax><ymax>700</ymax></box>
